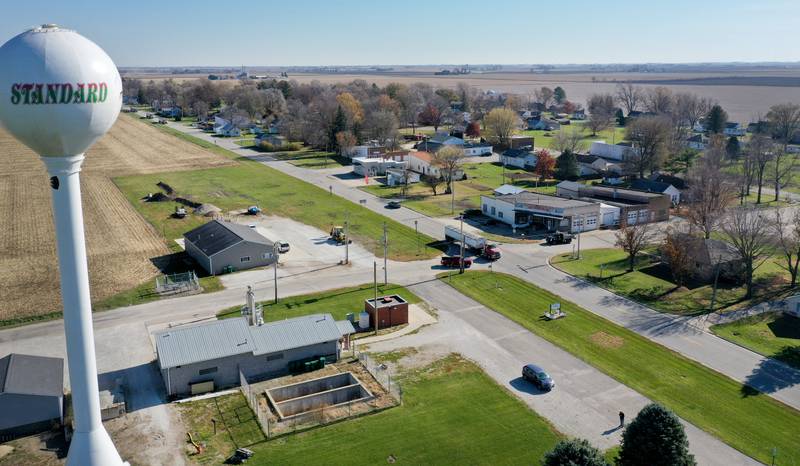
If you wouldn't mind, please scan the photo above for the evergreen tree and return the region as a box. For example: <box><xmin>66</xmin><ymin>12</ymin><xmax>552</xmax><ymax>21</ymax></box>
<box><xmin>617</xmin><ymin>404</ymin><xmax>696</xmax><ymax>466</ymax></box>
<box><xmin>726</xmin><ymin>136</ymin><xmax>741</xmax><ymax>159</ymax></box>
<box><xmin>705</xmin><ymin>105</ymin><xmax>728</xmax><ymax>134</ymax></box>
<box><xmin>329</xmin><ymin>105</ymin><xmax>348</xmax><ymax>151</ymax></box>
<box><xmin>543</xmin><ymin>438</ymin><xmax>608</xmax><ymax>466</ymax></box>
<box><xmin>555</xmin><ymin>150</ymin><xmax>579</xmax><ymax>180</ymax></box>
<box><xmin>616</xmin><ymin>108</ymin><xmax>626</xmax><ymax>127</ymax></box>
<box><xmin>554</xmin><ymin>86</ymin><xmax>567</xmax><ymax>104</ymax></box>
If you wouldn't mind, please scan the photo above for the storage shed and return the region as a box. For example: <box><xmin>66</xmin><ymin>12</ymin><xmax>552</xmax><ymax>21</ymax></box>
<box><xmin>184</xmin><ymin>220</ymin><xmax>275</xmax><ymax>275</ymax></box>
<box><xmin>0</xmin><ymin>353</ymin><xmax>64</xmax><ymax>438</ymax></box>
<box><xmin>154</xmin><ymin>314</ymin><xmax>355</xmax><ymax>397</ymax></box>
<box><xmin>365</xmin><ymin>295</ymin><xmax>409</xmax><ymax>329</ymax></box>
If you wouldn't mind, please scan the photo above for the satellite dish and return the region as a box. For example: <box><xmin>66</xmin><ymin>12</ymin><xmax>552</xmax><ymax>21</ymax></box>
<box><xmin>0</xmin><ymin>24</ymin><xmax>122</xmax><ymax>157</ymax></box>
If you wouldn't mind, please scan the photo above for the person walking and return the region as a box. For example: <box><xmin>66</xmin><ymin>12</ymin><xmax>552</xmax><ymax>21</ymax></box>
<box><xmin>619</xmin><ymin>411</ymin><xmax>625</xmax><ymax>427</ymax></box>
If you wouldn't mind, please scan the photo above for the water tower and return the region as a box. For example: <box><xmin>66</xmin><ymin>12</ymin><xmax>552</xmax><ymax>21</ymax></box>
<box><xmin>0</xmin><ymin>25</ymin><xmax>125</xmax><ymax>465</ymax></box>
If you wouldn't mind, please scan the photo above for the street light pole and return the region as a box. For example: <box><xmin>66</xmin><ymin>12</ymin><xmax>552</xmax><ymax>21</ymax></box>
<box><xmin>383</xmin><ymin>222</ymin><xmax>388</xmax><ymax>285</ymax></box>
<box><xmin>459</xmin><ymin>214</ymin><xmax>466</xmax><ymax>274</ymax></box>
<box><xmin>273</xmin><ymin>242</ymin><xmax>279</xmax><ymax>304</ymax></box>
<box><xmin>373</xmin><ymin>261</ymin><xmax>379</xmax><ymax>335</ymax></box>
<box><xmin>344</xmin><ymin>212</ymin><xmax>349</xmax><ymax>265</ymax></box>
<box><xmin>414</xmin><ymin>220</ymin><xmax>419</xmax><ymax>253</ymax></box>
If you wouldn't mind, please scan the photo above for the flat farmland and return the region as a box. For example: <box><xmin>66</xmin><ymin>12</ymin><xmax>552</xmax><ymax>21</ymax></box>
<box><xmin>0</xmin><ymin>115</ymin><xmax>234</xmax><ymax>324</ymax></box>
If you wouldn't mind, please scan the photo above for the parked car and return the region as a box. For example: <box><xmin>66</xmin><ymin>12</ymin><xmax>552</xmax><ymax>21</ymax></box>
<box><xmin>386</xmin><ymin>201</ymin><xmax>401</xmax><ymax>209</ymax></box>
<box><xmin>440</xmin><ymin>256</ymin><xmax>472</xmax><ymax>268</ymax></box>
<box><xmin>522</xmin><ymin>364</ymin><xmax>555</xmax><ymax>391</ymax></box>
<box><xmin>545</xmin><ymin>232</ymin><xmax>573</xmax><ymax>245</ymax></box>
<box><xmin>277</xmin><ymin>241</ymin><xmax>290</xmax><ymax>253</ymax></box>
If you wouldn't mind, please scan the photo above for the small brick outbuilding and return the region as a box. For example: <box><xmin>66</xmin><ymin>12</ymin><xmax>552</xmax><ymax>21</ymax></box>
<box><xmin>365</xmin><ymin>295</ymin><xmax>409</xmax><ymax>330</ymax></box>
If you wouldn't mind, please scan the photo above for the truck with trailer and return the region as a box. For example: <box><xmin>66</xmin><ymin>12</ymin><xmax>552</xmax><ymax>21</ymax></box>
<box><xmin>444</xmin><ymin>225</ymin><xmax>501</xmax><ymax>260</ymax></box>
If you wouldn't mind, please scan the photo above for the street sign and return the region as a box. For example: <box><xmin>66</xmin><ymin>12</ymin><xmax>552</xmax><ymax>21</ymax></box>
<box><xmin>550</xmin><ymin>303</ymin><xmax>560</xmax><ymax>312</ymax></box>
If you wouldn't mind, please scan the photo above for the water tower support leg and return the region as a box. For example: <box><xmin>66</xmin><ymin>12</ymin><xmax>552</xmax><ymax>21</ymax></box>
<box><xmin>42</xmin><ymin>155</ymin><xmax>125</xmax><ymax>466</ymax></box>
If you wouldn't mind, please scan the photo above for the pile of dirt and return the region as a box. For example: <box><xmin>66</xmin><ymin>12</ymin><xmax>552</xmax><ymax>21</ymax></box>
<box><xmin>194</xmin><ymin>203</ymin><xmax>222</xmax><ymax>217</ymax></box>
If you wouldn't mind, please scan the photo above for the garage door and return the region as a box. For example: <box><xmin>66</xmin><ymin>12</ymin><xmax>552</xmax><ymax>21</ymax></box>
<box><xmin>627</xmin><ymin>211</ymin><xmax>637</xmax><ymax>225</ymax></box>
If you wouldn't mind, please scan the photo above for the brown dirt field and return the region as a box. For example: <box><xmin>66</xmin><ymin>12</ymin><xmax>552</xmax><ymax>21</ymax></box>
<box><xmin>0</xmin><ymin>115</ymin><xmax>234</xmax><ymax>322</ymax></box>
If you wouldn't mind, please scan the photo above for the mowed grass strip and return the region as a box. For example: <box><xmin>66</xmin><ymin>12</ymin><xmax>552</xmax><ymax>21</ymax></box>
<box><xmin>712</xmin><ymin>312</ymin><xmax>800</xmax><ymax>370</ymax></box>
<box><xmin>248</xmin><ymin>355</ymin><xmax>562</xmax><ymax>465</ymax></box>
<box><xmin>217</xmin><ymin>283</ymin><xmax>420</xmax><ymax>321</ymax></box>
<box><xmin>443</xmin><ymin>271</ymin><xmax>800</xmax><ymax>464</ymax></box>
<box><xmin>113</xmin><ymin>155</ymin><xmax>440</xmax><ymax>262</ymax></box>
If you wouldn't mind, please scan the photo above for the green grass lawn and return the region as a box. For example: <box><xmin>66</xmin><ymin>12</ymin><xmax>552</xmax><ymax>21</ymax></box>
<box><xmin>443</xmin><ymin>271</ymin><xmax>800</xmax><ymax>465</ymax></box>
<box><xmin>217</xmin><ymin>283</ymin><xmax>420</xmax><ymax>321</ymax></box>
<box><xmin>712</xmin><ymin>312</ymin><xmax>800</xmax><ymax>369</ymax></box>
<box><xmin>247</xmin><ymin>355</ymin><xmax>562</xmax><ymax>465</ymax></box>
<box><xmin>178</xmin><ymin>392</ymin><xmax>266</xmax><ymax>465</ymax></box>
<box><xmin>113</xmin><ymin>159</ymin><xmax>440</xmax><ymax>262</ymax></box>
<box><xmin>361</xmin><ymin>162</ymin><xmax>555</xmax><ymax>218</ymax></box>
<box><xmin>517</xmin><ymin>122</ymin><xmax>627</xmax><ymax>150</ymax></box>
<box><xmin>551</xmin><ymin>248</ymin><xmax>790</xmax><ymax>316</ymax></box>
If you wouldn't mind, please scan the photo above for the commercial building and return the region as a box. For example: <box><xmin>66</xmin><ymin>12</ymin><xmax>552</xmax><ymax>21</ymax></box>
<box><xmin>184</xmin><ymin>220</ymin><xmax>275</xmax><ymax>275</ymax></box>
<box><xmin>365</xmin><ymin>295</ymin><xmax>409</xmax><ymax>329</ymax></box>
<box><xmin>0</xmin><ymin>353</ymin><xmax>64</xmax><ymax>438</ymax></box>
<box><xmin>154</xmin><ymin>314</ymin><xmax>355</xmax><ymax>397</ymax></box>
<box><xmin>556</xmin><ymin>181</ymin><xmax>670</xmax><ymax>226</ymax></box>
<box><xmin>480</xmin><ymin>191</ymin><xmax>600</xmax><ymax>233</ymax></box>
<box><xmin>352</xmin><ymin>157</ymin><xmax>406</xmax><ymax>177</ymax></box>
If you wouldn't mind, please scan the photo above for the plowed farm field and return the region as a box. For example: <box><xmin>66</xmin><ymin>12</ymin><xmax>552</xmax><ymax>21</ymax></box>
<box><xmin>0</xmin><ymin>115</ymin><xmax>233</xmax><ymax>323</ymax></box>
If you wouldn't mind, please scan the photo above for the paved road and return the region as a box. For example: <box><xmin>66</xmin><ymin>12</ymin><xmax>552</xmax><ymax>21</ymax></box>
<box><xmin>367</xmin><ymin>280</ymin><xmax>760</xmax><ymax>465</ymax></box>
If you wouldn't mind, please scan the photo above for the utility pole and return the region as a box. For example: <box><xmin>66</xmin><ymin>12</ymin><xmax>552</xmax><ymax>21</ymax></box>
<box><xmin>459</xmin><ymin>214</ymin><xmax>466</xmax><ymax>274</ymax></box>
<box><xmin>373</xmin><ymin>261</ymin><xmax>378</xmax><ymax>335</ymax></box>
<box><xmin>383</xmin><ymin>222</ymin><xmax>388</xmax><ymax>285</ymax></box>
<box><xmin>575</xmin><ymin>214</ymin><xmax>582</xmax><ymax>259</ymax></box>
<box><xmin>450</xmin><ymin>179</ymin><xmax>455</xmax><ymax>215</ymax></box>
<box><xmin>273</xmin><ymin>242</ymin><xmax>279</xmax><ymax>304</ymax></box>
<box><xmin>710</xmin><ymin>261</ymin><xmax>721</xmax><ymax>313</ymax></box>
<box><xmin>344</xmin><ymin>212</ymin><xmax>349</xmax><ymax>265</ymax></box>
<box><xmin>414</xmin><ymin>220</ymin><xmax>419</xmax><ymax>253</ymax></box>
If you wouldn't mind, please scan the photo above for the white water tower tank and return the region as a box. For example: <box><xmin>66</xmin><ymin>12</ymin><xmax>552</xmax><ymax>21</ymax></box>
<box><xmin>359</xmin><ymin>311</ymin><xmax>370</xmax><ymax>330</ymax></box>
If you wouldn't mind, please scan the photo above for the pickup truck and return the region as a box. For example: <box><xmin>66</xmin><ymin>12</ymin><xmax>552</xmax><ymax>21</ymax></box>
<box><xmin>441</xmin><ymin>256</ymin><xmax>472</xmax><ymax>268</ymax></box>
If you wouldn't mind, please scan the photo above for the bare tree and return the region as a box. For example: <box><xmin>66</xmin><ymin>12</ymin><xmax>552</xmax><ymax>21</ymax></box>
<box><xmin>770</xmin><ymin>149</ymin><xmax>797</xmax><ymax>202</ymax></box>
<box><xmin>587</xmin><ymin>93</ymin><xmax>615</xmax><ymax>136</ymax></box>
<box><xmin>615</xmin><ymin>83</ymin><xmax>642</xmax><ymax>116</ymax></box>
<box><xmin>661</xmin><ymin>228</ymin><xmax>694</xmax><ymax>286</ymax></box>
<box><xmin>615</xmin><ymin>223</ymin><xmax>654</xmax><ymax>272</ymax></box>
<box><xmin>551</xmin><ymin>129</ymin><xmax>587</xmax><ymax>154</ymax></box>
<box><xmin>685</xmin><ymin>140</ymin><xmax>738</xmax><ymax>238</ymax></box>
<box><xmin>766</xmin><ymin>103</ymin><xmax>800</xmax><ymax>152</ymax></box>
<box><xmin>368</xmin><ymin>110</ymin><xmax>399</xmax><ymax>147</ymax></box>
<box><xmin>483</xmin><ymin>107</ymin><xmax>520</xmax><ymax>147</ymax></box>
<box><xmin>335</xmin><ymin>131</ymin><xmax>356</xmax><ymax>156</ymax></box>
<box><xmin>747</xmin><ymin>134</ymin><xmax>774</xmax><ymax>204</ymax></box>
<box><xmin>722</xmin><ymin>207</ymin><xmax>772</xmax><ymax>299</ymax></box>
<box><xmin>421</xmin><ymin>174</ymin><xmax>444</xmax><ymax>196</ymax></box>
<box><xmin>644</xmin><ymin>86</ymin><xmax>673</xmax><ymax>114</ymax></box>
<box><xmin>432</xmin><ymin>146</ymin><xmax>465</xmax><ymax>194</ymax></box>
<box><xmin>534</xmin><ymin>86</ymin><xmax>555</xmax><ymax>110</ymax></box>
<box><xmin>624</xmin><ymin>116</ymin><xmax>671</xmax><ymax>178</ymax></box>
<box><xmin>773</xmin><ymin>209</ymin><xmax>800</xmax><ymax>287</ymax></box>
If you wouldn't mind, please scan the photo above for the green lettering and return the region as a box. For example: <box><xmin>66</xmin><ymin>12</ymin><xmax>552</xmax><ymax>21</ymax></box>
<box><xmin>74</xmin><ymin>83</ymin><xmax>85</xmax><ymax>103</ymax></box>
<box><xmin>10</xmin><ymin>84</ymin><xmax>20</xmax><ymax>104</ymax></box>
<box><xmin>60</xmin><ymin>83</ymin><xmax>73</xmax><ymax>103</ymax></box>
<box><xmin>98</xmin><ymin>83</ymin><xmax>108</xmax><ymax>102</ymax></box>
<box><xmin>31</xmin><ymin>84</ymin><xmax>43</xmax><ymax>104</ymax></box>
<box><xmin>46</xmin><ymin>84</ymin><xmax>58</xmax><ymax>104</ymax></box>
<box><xmin>21</xmin><ymin>84</ymin><xmax>32</xmax><ymax>104</ymax></box>
<box><xmin>87</xmin><ymin>83</ymin><xmax>98</xmax><ymax>103</ymax></box>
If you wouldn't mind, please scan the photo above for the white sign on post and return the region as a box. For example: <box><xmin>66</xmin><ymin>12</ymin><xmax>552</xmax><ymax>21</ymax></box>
<box><xmin>550</xmin><ymin>303</ymin><xmax>560</xmax><ymax>312</ymax></box>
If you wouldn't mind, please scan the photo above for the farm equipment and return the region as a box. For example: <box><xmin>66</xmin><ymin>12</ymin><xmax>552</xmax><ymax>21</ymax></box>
<box><xmin>545</xmin><ymin>232</ymin><xmax>574</xmax><ymax>245</ymax></box>
<box><xmin>172</xmin><ymin>206</ymin><xmax>187</xmax><ymax>219</ymax></box>
<box><xmin>441</xmin><ymin>256</ymin><xmax>472</xmax><ymax>268</ymax></box>
<box><xmin>246</xmin><ymin>205</ymin><xmax>261</xmax><ymax>215</ymax></box>
<box><xmin>444</xmin><ymin>225</ymin><xmax>501</xmax><ymax>260</ymax></box>
<box><xmin>330</xmin><ymin>226</ymin><xmax>351</xmax><ymax>244</ymax></box>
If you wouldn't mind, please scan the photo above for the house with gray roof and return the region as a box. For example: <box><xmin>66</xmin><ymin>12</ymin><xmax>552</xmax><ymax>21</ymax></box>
<box><xmin>661</xmin><ymin>234</ymin><xmax>744</xmax><ymax>284</ymax></box>
<box><xmin>0</xmin><ymin>353</ymin><xmax>64</xmax><ymax>438</ymax></box>
<box><xmin>184</xmin><ymin>220</ymin><xmax>275</xmax><ymax>275</ymax></box>
<box><xmin>154</xmin><ymin>314</ymin><xmax>355</xmax><ymax>397</ymax></box>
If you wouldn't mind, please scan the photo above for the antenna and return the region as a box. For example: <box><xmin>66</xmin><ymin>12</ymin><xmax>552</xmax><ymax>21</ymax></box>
<box><xmin>0</xmin><ymin>25</ymin><xmax>125</xmax><ymax>466</ymax></box>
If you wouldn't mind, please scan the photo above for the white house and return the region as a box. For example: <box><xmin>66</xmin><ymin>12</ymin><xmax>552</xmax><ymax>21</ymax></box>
<box><xmin>407</xmin><ymin>151</ymin><xmax>464</xmax><ymax>179</ymax></box>
<box><xmin>463</xmin><ymin>142</ymin><xmax>493</xmax><ymax>156</ymax></box>
<box><xmin>575</xmin><ymin>154</ymin><xmax>622</xmax><ymax>176</ymax></box>
<box><xmin>527</xmin><ymin>117</ymin><xmax>560</xmax><ymax>131</ymax></box>
<box><xmin>386</xmin><ymin>168</ymin><xmax>420</xmax><ymax>186</ymax></box>
<box><xmin>589</xmin><ymin>141</ymin><xmax>637</xmax><ymax>161</ymax></box>
<box><xmin>686</xmin><ymin>134</ymin><xmax>707</xmax><ymax>150</ymax></box>
<box><xmin>214</xmin><ymin>116</ymin><xmax>241</xmax><ymax>137</ymax></box>
<box><xmin>352</xmin><ymin>157</ymin><xmax>405</xmax><ymax>177</ymax></box>
<box><xmin>501</xmin><ymin>148</ymin><xmax>537</xmax><ymax>169</ymax></box>
<box><xmin>724</xmin><ymin>122</ymin><xmax>745</xmax><ymax>137</ymax></box>
<box><xmin>630</xmin><ymin>179</ymin><xmax>682</xmax><ymax>204</ymax></box>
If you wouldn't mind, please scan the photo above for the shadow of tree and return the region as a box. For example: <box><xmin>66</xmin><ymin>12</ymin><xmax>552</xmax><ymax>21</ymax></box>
<box><xmin>741</xmin><ymin>347</ymin><xmax>800</xmax><ymax>397</ymax></box>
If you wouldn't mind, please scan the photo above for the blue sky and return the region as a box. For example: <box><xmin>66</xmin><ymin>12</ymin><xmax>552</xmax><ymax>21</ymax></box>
<box><xmin>0</xmin><ymin>0</ymin><xmax>797</xmax><ymax>66</ymax></box>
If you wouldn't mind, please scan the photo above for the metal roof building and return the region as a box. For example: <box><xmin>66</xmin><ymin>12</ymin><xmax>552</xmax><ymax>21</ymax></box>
<box><xmin>183</xmin><ymin>220</ymin><xmax>276</xmax><ymax>275</ymax></box>
<box><xmin>154</xmin><ymin>314</ymin><xmax>356</xmax><ymax>397</ymax></box>
<box><xmin>0</xmin><ymin>353</ymin><xmax>64</xmax><ymax>437</ymax></box>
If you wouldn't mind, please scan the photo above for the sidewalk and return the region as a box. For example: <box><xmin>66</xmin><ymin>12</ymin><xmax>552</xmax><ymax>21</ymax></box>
<box><xmin>353</xmin><ymin>304</ymin><xmax>437</xmax><ymax>346</ymax></box>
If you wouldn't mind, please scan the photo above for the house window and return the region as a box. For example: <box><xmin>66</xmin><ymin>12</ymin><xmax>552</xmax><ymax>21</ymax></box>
<box><xmin>491</xmin><ymin>206</ymin><xmax>496</xmax><ymax>215</ymax></box>
<box><xmin>262</xmin><ymin>252</ymin><xmax>272</xmax><ymax>260</ymax></box>
<box><xmin>199</xmin><ymin>367</ymin><xmax>218</xmax><ymax>376</ymax></box>
<box><xmin>482</xmin><ymin>204</ymin><xmax>488</xmax><ymax>213</ymax></box>
<box><xmin>499</xmin><ymin>211</ymin><xmax>504</xmax><ymax>218</ymax></box>
<box><xmin>240</xmin><ymin>256</ymin><xmax>251</xmax><ymax>263</ymax></box>
<box><xmin>266</xmin><ymin>353</ymin><xmax>284</xmax><ymax>362</ymax></box>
